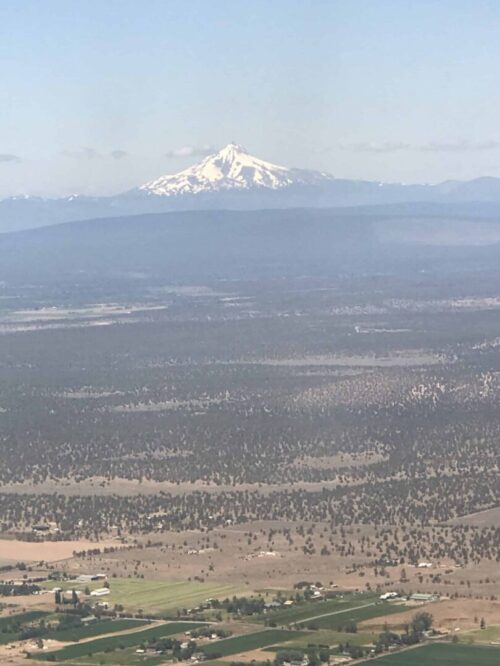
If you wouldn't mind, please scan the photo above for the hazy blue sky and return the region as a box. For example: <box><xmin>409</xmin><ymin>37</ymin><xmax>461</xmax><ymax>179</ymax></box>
<box><xmin>2</xmin><ymin>0</ymin><xmax>500</xmax><ymax>196</ymax></box>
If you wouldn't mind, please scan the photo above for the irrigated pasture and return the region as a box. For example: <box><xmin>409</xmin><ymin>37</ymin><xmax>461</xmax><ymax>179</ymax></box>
<box><xmin>0</xmin><ymin>610</ymin><xmax>49</xmax><ymax>645</ymax></box>
<box><xmin>256</xmin><ymin>595</ymin><xmax>378</xmax><ymax>625</ymax></box>
<box><xmin>47</xmin><ymin>617</ymin><xmax>149</xmax><ymax>642</ymax></box>
<box><xmin>367</xmin><ymin>643</ymin><xmax>500</xmax><ymax>665</ymax></box>
<box><xmin>58</xmin><ymin>649</ymin><xmax>165</xmax><ymax>666</ymax></box>
<box><xmin>105</xmin><ymin>578</ymin><xmax>243</xmax><ymax>614</ymax></box>
<box><xmin>311</xmin><ymin>602</ymin><xmax>411</xmax><ymax>630</ymax></box>
<box><xmin>0</xmin><ymin>610</ymin><xmax>48</xmax><ymax>630</ymax></box>
<box><xmin>41</xmin><ymin>577</ymin><xmax>243</xmax><ymax>615</ymax></box>
<box><xmin>201</xmin><ymin>629</ymin><xmax>301</xmax><ymax>657</ymax></box>
<box><xmin>35</xmin><ymin>621</ymin><xmax>201</xmax><ymax>661</ymax></box>
<box><xmin>463</xmin><ymin>625</ymin><xmax>500</xmax><ymax>643</ymax></box>
<box><xmin>255</xmin><ymin>595</ymin><xmax>409</xmax><ymax>629</ymax></box>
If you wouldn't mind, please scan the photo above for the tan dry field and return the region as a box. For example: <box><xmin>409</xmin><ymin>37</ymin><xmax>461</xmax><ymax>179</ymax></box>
<box><xmin>360</xmin><ymin>598</ymin><xmax>500</xmax><ymax>632</ymax></box>
<box><xmin>450</xmin><ymin>505</ymin><xmax>500</xmax><ymax>527</ymax></box>
<box><xmin>2</xmin><ymin>518</ymin><xmax>498</xmax><ymax>629</ymax></box>
<box><xmin>292</xmin><ymin>451</ymin><xmax>388</xmax><ymax>470</ymax></box>
<box><xmin>0</xmin><ymin>537</ymin><xmax>118</xmax><ymax>564</ymax></box>
<box><xmin>219</xmin><ymin>649</ymin><xmax>277</xmax><ymax>663</ymax></box>
<box><xmin>0</xmin><ymin>476</ymin><xmax>363</xmax><ymax>497</ymax></box>
<box><xmin>51</xmin><ymin>520</ymin><xmax>378</xmax><ymax>590</ymax></box>
<box><xmin>0</xmin><ymin>648</ymin><xmax>46</xmax><ymax>666</ymax></box>
<box><xmin>45</xmin><ymin>520</ymin><xmax>500</xmax><ymax>600</ymax></box>
<box><xmin>0</xmin><ymin>520</ymin><xmax>498</xmax><ymax>665</ymax></box>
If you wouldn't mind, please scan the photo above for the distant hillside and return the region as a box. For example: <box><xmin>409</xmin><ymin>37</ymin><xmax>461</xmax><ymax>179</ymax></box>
<box><xmin>1</xmin><ymin>206</ymin><xmax>500</xmax><ymax>285</ymax></box>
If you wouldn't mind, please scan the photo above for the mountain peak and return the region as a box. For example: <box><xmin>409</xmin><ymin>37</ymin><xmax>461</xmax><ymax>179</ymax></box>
<box><xmin>138</xmin><ymin>144</ymin><xmax>334</xmax><ymax>197</ymax></box>
<box><xmin>218</xmin><ymin>142</ymin><xmax>248</xmax><ymax>157</ymax></box>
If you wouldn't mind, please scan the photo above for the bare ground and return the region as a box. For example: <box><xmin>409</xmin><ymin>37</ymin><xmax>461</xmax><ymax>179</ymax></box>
<box><xmin>361</xmin><ymin>598</ymin><xmax>500</xmax><ymax>632</ymax></box>
<box><xmin>0</xmin><ymin>537</ymin><xmax>119</xmax><ymax>564</ymax></box>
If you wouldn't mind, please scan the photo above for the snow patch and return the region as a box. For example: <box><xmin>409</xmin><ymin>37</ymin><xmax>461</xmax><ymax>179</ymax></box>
<box><xmin>139</xmin><ymin>143</ymin><xmax>334</xmax><ymax>196</ymax></box>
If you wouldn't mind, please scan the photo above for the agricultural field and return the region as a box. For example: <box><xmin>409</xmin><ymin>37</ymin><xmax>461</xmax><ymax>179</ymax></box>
<box><xmin>46</xmin><ymin>617</ymin><xmax>150</xmax><ymax>642</ymax></box>
<box><xmin>66</xmin><ymin>650</ymin><xmax>165</xmax><ymax>666</ymax></box>
<box><xmin>105</xmin><ymin>579</ymin><xmax>244</xmax><ymax>614</ymax></box>
<box><xmin>201</xmin><ymin>629</ymin><xmax>302</xmax><ymax>657</ymax></box>
<box><xmin>256</xmin><ymin>594</ymin><xmax>410</xmax><ymax>629</ymax></box>
<box><xmin>41</xmin><ymin>578</ymin><xmax>244</xmax><ymax>615</ymax></box>
<box><xmin>462</xmin><ymin>624</ymin><xmax>500</xmax><ymax>644</ymax></box>
<box><xmin>34</xmin><ymin>621</ymin><xmax>201</xmax><ymax>661</ymax></box>
<box><xmin>267</xmin><ymin>628</ymin><xmax>378</xmax><ymax>650</ymax></box>
<box><xmin>301</xmin><ymin>602</ymin><xmax>411</xmax><ymax>630</ymax></box>
<box><xmin>0</xmin><ymin>610</ymin><xmax>50</xmax><ymax>645</ymax></box>
<box><xmin>366</xmin><ymin>642</ymin><xmax>500</xmax><ymax>665</ymax></box>
<box><xmin>0</xmin><ymin>610</ymin><xmax>49</xmax><ymax>630</ymax></box>
<box><xmin>256</xmin><ymin>596</ymin><xmax>378</xmax><ymax>625</ymax></box>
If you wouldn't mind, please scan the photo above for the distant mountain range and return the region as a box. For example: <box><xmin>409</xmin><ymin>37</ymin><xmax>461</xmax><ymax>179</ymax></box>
<box><xmin>4</xmin><ymin>143</ymin><xmax>500</xmax><ymax>232</ymax></box>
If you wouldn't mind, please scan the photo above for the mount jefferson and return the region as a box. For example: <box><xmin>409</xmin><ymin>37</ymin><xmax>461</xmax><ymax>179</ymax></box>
<box><xmin>4</xmin><ymin>143</ymin><xmax>500</xmax><ymax>232</ymax></box>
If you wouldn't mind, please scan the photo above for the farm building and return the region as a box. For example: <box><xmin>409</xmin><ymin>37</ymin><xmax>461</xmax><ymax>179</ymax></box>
<box><xmin>380</xmin><ymin>592</ymin><xmax>399</xmax><ymax>600</ymax></box>
<box><xmin>410</xmin><ymin>593</ymin><xmax>437</xmax><ymax>602</ymax></box>
<box><xmin>76</xmin><ymin>573</ymin><xmax>107</xmax><ymax>583</ymax></box>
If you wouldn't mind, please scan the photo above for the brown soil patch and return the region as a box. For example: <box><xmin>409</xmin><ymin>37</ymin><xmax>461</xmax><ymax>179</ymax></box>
<box><xmin>361</xmin><ymin>598</ymin><xmax>500</xmax><ymax>632</ymax></box>
<box><xmin>0</xmin><ymin>477</ymin><xmax>355</xmax><ymax>497</ymax></box>
<box><xmin>220</xmin><ymin>648</ymin><xmax>277</xmax><ymax>662</ymax></box>
<box><xmin>0</xmin><ymin>538</ymin><xmax>118</xmax><ymax>564</ymax></box>
<box><xmin>450</xmin><ymin>506</ymin><xmax>500</xmax><ymax>527</ymax></box>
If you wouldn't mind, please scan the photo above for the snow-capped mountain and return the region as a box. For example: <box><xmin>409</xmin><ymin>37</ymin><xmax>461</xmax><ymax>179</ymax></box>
<box><xmin>6</xmin><ymin>142</ymin><xmax>500</xmax><ymax>233</ymax></box>
<box><xmin>138</xmin><ymin>143</ymin><xmax>334</xmax><ymax>196</ymax></box>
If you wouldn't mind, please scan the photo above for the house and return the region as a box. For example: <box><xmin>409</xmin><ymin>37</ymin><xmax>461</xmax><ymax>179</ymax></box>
<box><xmin>32</xmin><ymin>524</ymin><xmax>50</xmax><ymax>533</ymax></box>
<box><xmin>90</xmin><ymin>587</ymin><xmax>110</xmax><ymax>597</ymax></box>
<box><xmin>264</xmin><ymin>601</ymin><xmax>281</xmax><ymax>610</ymax></box>
<box><xmin>76</xmin><ymin>573</ymin><xmax>107</xmax><ymax>583</ymax></box>
<box><xmin>380</xmin><ymin>592</ymin><xmax>399</xmax><ymax>601</ymax></box>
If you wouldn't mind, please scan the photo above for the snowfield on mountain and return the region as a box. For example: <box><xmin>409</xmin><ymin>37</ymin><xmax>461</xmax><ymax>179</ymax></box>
<box><xmin>138</xmin><ymin>143</ymin><xmax>335</xmax><ymax>196</ymax></box>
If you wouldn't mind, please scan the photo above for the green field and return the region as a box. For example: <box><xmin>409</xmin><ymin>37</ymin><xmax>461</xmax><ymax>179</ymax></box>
<box><xmin>366</xmin><ymin>643</ymin><xmax>500</xmax><ymax>665</ymax></box>
<box><xmin>107</xmin><ymin>578</ymin><xmax>244</xmax><ymax>614</ymax></box>
<box><xmin>0</xmin><ymin>610</ymin><xmax>49</xmax><ymax>630</ymax></box>
<box><xmin>42</xmin><ymin>577</ymin><xmax>243</xmax><ymax>614</ymax></box>
<box><xmin>35</xmin><ymin>621</ymin><xmax>202</xmax><ymax>661</ymax></box>
<box><xmin>0</xmin><ymin>610</ymin><xmax>49</xmax><ymax>645</ymax></box>
<box><xmin>47</xmin><ymin>617</ymin><xmax>150</xmax><ymax>642</ymax></box>
<box><xmin>256</xmin><ymin>595</ymin><xmax>378</xmax><ymax>625</ymax></box>
<box><xmin>67</xmin><ymin>649</ymin><xmax>165</xmax><ymax>666</ymax></box>
<box><xmin>310</xmin><ymin>602</ymin><xmax>411</xmax><ymax>630</ymax></box>
<box><xmin>267</xmin><ymin>627</ymin><xmax>377</xmax><ymax>649</ymax></box>
<box><xmin>201</xmin><ymin>629</ymin><xmax>303</xmax><ymax>657</ymax></box>
<box><xmin>462</xmin><ymin>624</ymin><xmax>500</xmax><ymax>643</ymax></box>
<box><xmin>256</xmin><ymin>595</ymin><xmax>409</xmax><ymax>630</ymax></box>
<box><xmin>68</xmin><ymin>649</ymin><xmax>165</xmax><ymax>666</ymax></box>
